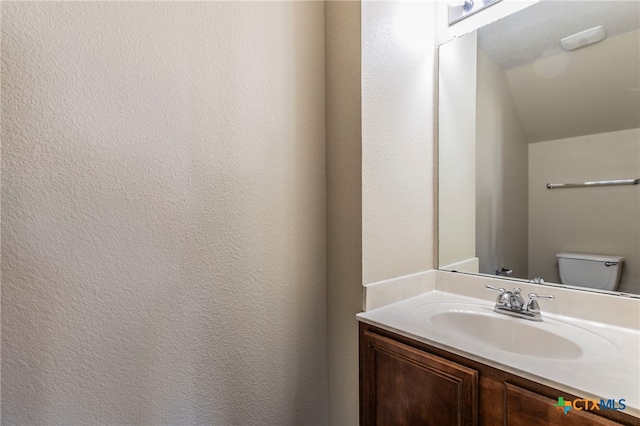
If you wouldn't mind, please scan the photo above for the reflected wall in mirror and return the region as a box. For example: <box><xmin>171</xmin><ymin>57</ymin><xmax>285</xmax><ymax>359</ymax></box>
<box><xmin>438</xmin><ymin>0</ymin><xmax>640</xmax><ymax>296</ymax></box>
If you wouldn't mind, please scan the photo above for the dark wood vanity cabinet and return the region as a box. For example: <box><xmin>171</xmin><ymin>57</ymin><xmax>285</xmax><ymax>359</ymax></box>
<box><xmin>361</xmin><ymin>328</ymin><xmax>478</xmax><ymax>425</ymax></box>
<box><xmin>360</xmin><ymin>323</ymin><xmax>639</xmax><ymax>426</ymax></box>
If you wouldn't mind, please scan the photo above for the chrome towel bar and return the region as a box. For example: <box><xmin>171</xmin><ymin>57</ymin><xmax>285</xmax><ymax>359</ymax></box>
<box><xmin>546</xmin><ymin>178</ymin><xmax>639</xmax><ymax>189</ymax></box>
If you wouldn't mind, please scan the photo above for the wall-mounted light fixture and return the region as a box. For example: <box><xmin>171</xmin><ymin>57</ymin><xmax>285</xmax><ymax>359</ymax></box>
<box><xmin>448</xmin><ymin>0</ymin><xmax>502</xmax><ymax>26</ymax></box>
<box><xmin>560</xmin><ymin>26</ymin><xmax>607</xmax><ymax>51</ymax></box>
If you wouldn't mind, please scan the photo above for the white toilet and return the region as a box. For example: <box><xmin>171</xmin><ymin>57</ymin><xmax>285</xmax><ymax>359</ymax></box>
<box><xmin>556</xmin><ymin>252</ymin><xmax>624</xmax><ymax>291</ymax></box>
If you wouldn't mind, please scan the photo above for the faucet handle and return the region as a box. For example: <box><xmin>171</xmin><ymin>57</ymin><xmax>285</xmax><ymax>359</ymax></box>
<box><xmin>527</xmin><ymin>293</ymin><xmax>554</xmax><ymax>313</ymax></box>
<box><xmin>485</xmin><ymin>284</ymin><xmax>506</xmax><ymax>293</ymax></box>
<box><xmin>486</xmin><ymin>285</ymin><xmax>509</xmax><ymax>305</ymax></box>
<box><xmin>528</xmin><ymin>293</ymin><xmax>554</xmax><ymax>301</ymax></box>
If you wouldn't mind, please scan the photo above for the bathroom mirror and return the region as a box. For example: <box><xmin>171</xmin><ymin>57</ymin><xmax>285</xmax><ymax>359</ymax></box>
<box><xmin>438</xmin><ymin>0</ymin><xmax>640</xmax><ymax>296</ymax></box>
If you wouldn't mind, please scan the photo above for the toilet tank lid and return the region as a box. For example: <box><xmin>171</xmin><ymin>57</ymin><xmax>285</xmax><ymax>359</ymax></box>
<box><xmin>556</xmin><ymin>252</ymin><xmax>624</xmax><ymax>262</ymax></box>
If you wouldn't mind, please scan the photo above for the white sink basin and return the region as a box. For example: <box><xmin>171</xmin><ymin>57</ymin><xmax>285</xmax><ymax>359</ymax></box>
<box><xmin>429</xmin><ymin>310</ymin><xmax>582</xmax><ymax>359</ymax></box>
<box><xmin>413</xmin><ymin>302</ymin><xmax>618</xmax><ymax>361</ymax></box>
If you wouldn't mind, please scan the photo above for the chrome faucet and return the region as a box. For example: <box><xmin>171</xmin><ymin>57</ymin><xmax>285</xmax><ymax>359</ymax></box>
<box><xmin>486</xmin><ymin>285</ymin><xmax>554</xmax><ymax>321</ymax></box>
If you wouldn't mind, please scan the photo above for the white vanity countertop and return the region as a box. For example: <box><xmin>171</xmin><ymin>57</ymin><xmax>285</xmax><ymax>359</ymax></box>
<box><xmin>357</xmin><ymin>289</ymin><xmax>640</xmax><ymax>418</ymax></box>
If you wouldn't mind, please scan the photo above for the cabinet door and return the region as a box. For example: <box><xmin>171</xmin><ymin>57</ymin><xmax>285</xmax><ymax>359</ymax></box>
<box><xmin>361</xmin><ymin>330</ymin><xmax>478</xmax><ymax>426</ymax></box>
<box><xmin>505</xmin><ymin>383</ymin><xmax>624</xmax><ymax>426</ymax></box>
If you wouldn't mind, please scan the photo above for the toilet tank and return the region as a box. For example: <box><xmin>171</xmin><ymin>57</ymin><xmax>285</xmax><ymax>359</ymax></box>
<box><xmin>556</xmin><ymin>253</ymin><xmax>624</xmax><ymax>291</ymax></box>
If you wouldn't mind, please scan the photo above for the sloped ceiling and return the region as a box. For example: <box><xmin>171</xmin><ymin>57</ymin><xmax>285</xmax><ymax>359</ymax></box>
<box><xmin>478</xmin><ymin>0</ymin><xmax>640</xmax><ymax>143</ymax></box>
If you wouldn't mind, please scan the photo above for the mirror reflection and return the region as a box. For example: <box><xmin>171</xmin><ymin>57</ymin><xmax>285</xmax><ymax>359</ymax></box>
<box><xmin>438</xmin><ymin>0</ymin><xmax>640</xmax><ymax>296</ymax></box>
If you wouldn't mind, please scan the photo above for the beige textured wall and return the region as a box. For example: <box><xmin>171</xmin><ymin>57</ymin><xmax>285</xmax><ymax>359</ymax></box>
<box><xmin>362</xmin><ymin>0</ymin><xmax>436</xmax><ymax>285</ymax></box>
<box><xmin>529</xmin><ymin>129</ymin><xmax>640</xmax><ymax>294</ymax></box>
<box><xmin>325</xmin><ymin>2</ymin><xmax>362</xmax><ymax>425</ymax></box>
<box><xmin>438</xmin><ymin>32</ymin><xmax>477</xmax><ymax>269</ymax></box>
<box><xmin>1</xmin><ymin>2</ymin><xmax>328</xmax><ymax>424</ymax></box>
<box><xmin>476</xmin><ymin>49</ymin><xmax>528</xmax><ymax>278</ymax></box>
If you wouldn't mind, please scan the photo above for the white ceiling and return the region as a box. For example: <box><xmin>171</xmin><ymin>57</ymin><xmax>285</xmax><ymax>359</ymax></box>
<box><xmin>476</xmin><ymin>0</ymin><xmax>640</xmax><ymax>143</ymax></box>
<box><xmin>478</xmin><ymin>0</ymin><xmax>640</xmax><ymax>70</ymax></box>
